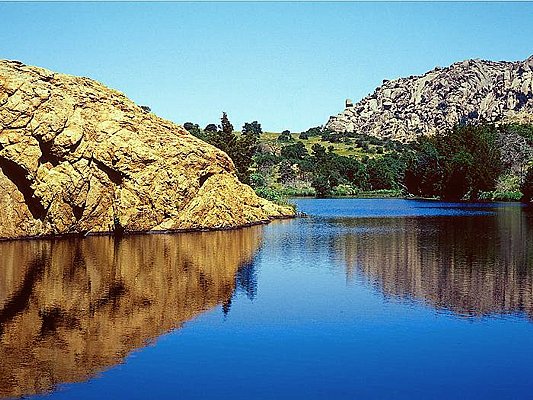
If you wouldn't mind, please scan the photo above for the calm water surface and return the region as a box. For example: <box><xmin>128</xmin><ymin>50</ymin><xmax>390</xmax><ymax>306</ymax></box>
<box><xmin>1</xmin><ymin>199</ymin><xmax>533</xmax><ymax>399</ymax></box>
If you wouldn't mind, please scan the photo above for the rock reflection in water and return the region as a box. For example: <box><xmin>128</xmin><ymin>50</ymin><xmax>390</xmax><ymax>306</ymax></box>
<box><xmin>0</xmin><ymin>227</ymin><xmax>262</xmax><ymax>398</ymax></box>
<box><xmin>337</xmin><ymin>206</ymin><xmax>533</xmax><ymax>318</ymax></box>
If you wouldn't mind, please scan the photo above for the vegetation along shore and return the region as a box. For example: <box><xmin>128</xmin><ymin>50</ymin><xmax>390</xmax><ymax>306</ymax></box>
<box><xmin>184</xmin><ymin>117</ymin><xmax>533</xmax><ymax>203</ymax></box>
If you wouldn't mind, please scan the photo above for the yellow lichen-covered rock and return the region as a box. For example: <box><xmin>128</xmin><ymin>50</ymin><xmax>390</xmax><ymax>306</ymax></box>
<box><xmin>0</xmin><ymin>60</ymin><xmax>294</xmax><ymax>239</ymax></box>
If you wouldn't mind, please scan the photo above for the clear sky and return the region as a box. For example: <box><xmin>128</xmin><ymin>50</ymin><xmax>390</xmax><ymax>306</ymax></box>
<box><xmin>1</xmin><ymin>2</ymin><xmax>532</xmax><ymax>132</ymax></box>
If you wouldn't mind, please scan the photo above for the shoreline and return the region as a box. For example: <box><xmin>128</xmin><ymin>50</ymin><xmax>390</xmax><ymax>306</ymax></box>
<box><xmin>288</xmin><ymin>194</ymin><xmax>525</xmax><ymax>203</ymax></box>
<box><xmin>0</xmin><ymin>214</ymin><xmax>297</xmax><ymax>243</ymax></box>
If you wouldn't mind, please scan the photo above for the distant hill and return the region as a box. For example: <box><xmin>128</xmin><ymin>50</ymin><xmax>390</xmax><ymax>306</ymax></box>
<box><xmin>326</xmin><ymin>55</ymin><xmax>533</xmax><ymax>141</ymax></box>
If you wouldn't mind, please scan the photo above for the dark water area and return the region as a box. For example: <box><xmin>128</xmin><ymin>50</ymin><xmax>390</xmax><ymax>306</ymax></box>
<box><xmin>1</xmin><ymin>199</ymin><xmax>533</xmax><ymax>399</ymax></box>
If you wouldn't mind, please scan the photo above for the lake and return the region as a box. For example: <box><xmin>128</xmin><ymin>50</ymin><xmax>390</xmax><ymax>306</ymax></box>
<box><xmin>1</xmin><ymin>198</ymin><xmax>533</xmax><ymax>399</ymax></box>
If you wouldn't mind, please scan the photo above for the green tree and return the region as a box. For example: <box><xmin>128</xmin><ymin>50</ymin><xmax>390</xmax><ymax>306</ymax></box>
<box><xmin>278</xmin><ymin>160</ymin><xmax>296</xmax><ymax>184</ymax></box>
<box><xmin>404</xmin><ymin>138</ymin><xmax>443</xmax><ymax>197</ymax></box>
<box><xmin>213</xmin><ymin>112</ymin><xmax>236</xmax><ymax>153</ymax></box>
<box><xmin>183</xmin><ymin>122</ymin><xmax>205</xmax><ymax>140</ymax></box>
<box><xmin>233</xmin><ymin>133</ymin><xmax>259</xmax><ymax>184</ymax></box>
<box><xmin>204</xmin><ymin>123</ymin><xmax>218</xmax><ymax>133</ymax></box>
<box><xmin>404</xmin><ymin>124</ymin><xmax>502</xmax><ymax>200</ymax></box>
<box><xmin>206</xmin><ymin>114</ymin><xmax>262</xmax><ymax>184</ymax></box>
<box><xmin>204</xmin><ymin>112</ymin><xmax>236</xmax><ymax>156</ymax></box>
<box><xmin>366</xmin><ymin>155</ymin><xmax>404</xmax><ymax>190</ymax></box>
<box><xmin>278</xmin><ymin>130</ymin><xmax>293</xmax><ymax>142</ymax></box>
<box><xmin>309</xmin><ymin>144</ymin><xmax>341</xmax><ymax>196</ymax></box>
<box><xmin>242</xmin><ymin>121</ymin><xmax>263</xmax><ymax>137</ymax></box>
<box><xmin>440</xmin><ymin>124</ymin><xmax>502</xmax><ymax>200</ymax></box>
<box><xmin>521</xmin><ymin>167</ymin><xmax>533</xmax><ymax>203</ymax></box>
<box><xmin>302</xmin><ymin>126</ymin><xmax>323</xmax><ymax>137</ymax></box>
<box><xmin>254</xmin><ymin>152</ymin><xmax>279</xmax><ymax>173</ymax></box>
<box><xmin>312</xmin><ymin>174</ymin><xmax>332</xmax><ymax>197</ymax></box>
<box><xmin>311</xmin><ymin>143</ymin><xmax>328</xmax><ymax>160</ymax></box>
<box><xmin>280</xmin><ymin>142</ymin><xmax>309</xmax><ymax>160</ymax></box>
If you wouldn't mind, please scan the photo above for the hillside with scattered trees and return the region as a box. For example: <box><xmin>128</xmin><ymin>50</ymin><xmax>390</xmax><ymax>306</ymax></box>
<box><xmin>183</xmin><ymin>114</ymin><xmax>533</xmax><ymax>204</ymax></box>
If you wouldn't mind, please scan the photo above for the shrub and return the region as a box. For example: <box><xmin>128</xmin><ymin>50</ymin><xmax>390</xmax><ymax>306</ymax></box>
<box><xmin>250</xmin><ymin>172</ymin><xmax>267</xmax><ymax>189</ymax></box>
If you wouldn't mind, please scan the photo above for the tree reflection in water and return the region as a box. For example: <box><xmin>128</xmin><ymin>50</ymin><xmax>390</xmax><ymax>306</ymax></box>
<box><xmin>334</xmin><ymin>206</ymin><xmax>533</xmax><ymax>318</ymax></box>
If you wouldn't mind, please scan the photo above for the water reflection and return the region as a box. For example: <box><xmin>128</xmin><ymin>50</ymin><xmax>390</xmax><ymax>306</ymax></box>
<box><xmin>334</xmin><ymin>205</ymin><xmax>533</xmax><ymax>318</ymax></box>
<box><xmin>0</xmin><ymin>227</ymin><xmax>262</xmax><ymax>398</ymax></box>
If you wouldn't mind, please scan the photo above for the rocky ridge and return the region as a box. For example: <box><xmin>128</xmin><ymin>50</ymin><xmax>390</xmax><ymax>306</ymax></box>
<box><xmin>0</xmin><ymin>60</ymin><xmax>294</xmax><ymax>239</ymax></box>
<box><xmin>326</xmin><ymin>55</ymin><xmax>533</xmax><ymax>141</ymax></box>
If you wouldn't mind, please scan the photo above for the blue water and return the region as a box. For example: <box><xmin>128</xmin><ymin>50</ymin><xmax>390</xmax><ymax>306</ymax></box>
<box><xmin>2</xmin><ymin>199</ymin><xmax>533</xmax><ymax>399</ymax></box>
<box><xmin>295</xmin><ymin>197</ymin><xmax>502</xmax><ymax>217</ymax></box>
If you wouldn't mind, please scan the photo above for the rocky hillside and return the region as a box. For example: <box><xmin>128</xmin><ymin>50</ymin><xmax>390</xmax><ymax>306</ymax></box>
<box><xmin>326</xmin><ymin>55</ymin><xmax>533</xmax><ymax>141</ymax></box>
<box><xmin>0</xmin><ymin>60</ymin><xmax>294</xmax><ymax>240</ymax></box>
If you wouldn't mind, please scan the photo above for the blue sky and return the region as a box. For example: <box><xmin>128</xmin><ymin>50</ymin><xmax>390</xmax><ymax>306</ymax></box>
<box><xmin>1</xmin><ymin>2</ymin><xmax>532</xmax><ymax>132</ymax></box>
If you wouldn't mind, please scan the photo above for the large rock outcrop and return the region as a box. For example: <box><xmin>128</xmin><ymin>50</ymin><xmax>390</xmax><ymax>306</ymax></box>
<box><xmin>0</xmin><ymin>60</ymin><xmax>294</xmax><ymax>239</ymax></box>
<box><xmin>326</xmin><ymin>55</ymin><xmax>533</xmax><ymax>141</ymax></box>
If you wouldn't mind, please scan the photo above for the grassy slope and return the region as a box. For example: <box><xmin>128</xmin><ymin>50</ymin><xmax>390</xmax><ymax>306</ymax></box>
<box><xmin>257</xmin><ymin>132</ymin><xmax>401</xmax><ymax>198</ymax></box>
<box><xmin>260</xmin><ymin>132</ymin><xmax>383</xmax><ymax>159</ymax></box>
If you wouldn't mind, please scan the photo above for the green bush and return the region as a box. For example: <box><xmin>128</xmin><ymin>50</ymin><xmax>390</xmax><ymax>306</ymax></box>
<box><xmin>250</xmin><ymin>172</ymin><xmax>267</xmax><ymax>189</ymax></box>
<box><xmin>479</xmin><ymin>191</ymin><xmax>522</xmax><ymax>201</ymax></box>
<box><xmin>255</xmin><ymin>186</ymin><xmax>283</xmax><ymax>202</ymax></box>
<box><xmin>255</xmin><ymin>187</ymin><xmax>296</xmax><ymax>211</ymax></box>
<box><xmin>331</xmin><ymin>184</ymin><xmax>360</xmax><ymax>196</ymax></box>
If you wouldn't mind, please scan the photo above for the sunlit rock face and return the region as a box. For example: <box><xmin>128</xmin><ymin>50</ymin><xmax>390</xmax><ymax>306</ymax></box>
<box><xmin>0</xmin><ymin>60</ymin><xmax>294</xmax><ymax>239</ymax></box>
<box><xmin>335</xmin><ymin>208</ymin><xmax>533</xmax><ymax>318</ymax></box>
<box><xmin>326</xmin><ymin>55</ymin><xmax>533</xmax><ymax>141</ymax></box>
<box><xmin>0</xmin><ymin>227</ymin><xmax>262</xmax><ymax>398</ymax></box>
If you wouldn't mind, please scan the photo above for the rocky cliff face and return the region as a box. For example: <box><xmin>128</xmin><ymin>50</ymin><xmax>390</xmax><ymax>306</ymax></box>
<box><xmin>326</xmin><ymin>55</ymin><xmax>533</xmax><ymax>141</ymax></box>
<box><xmin>0</xmin><ymin>60</ymin><xmax>294</xmax><ymax>240</ymax></box>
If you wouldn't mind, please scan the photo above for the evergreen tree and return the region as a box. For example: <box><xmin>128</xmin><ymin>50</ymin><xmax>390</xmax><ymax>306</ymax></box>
<box><xmin>242</xmin><ymin>121</ymin><xmax>263</xmax><ymax>138</ymax></box>
<box><xmin>208</xmin><ymin>112</ymin><xmax>236</xmax><ymax>155</ymax></box>
<box><xmin>203</xmin><ymin>113</ymin><xmax>259</xmax><ymax>184</ymax></box>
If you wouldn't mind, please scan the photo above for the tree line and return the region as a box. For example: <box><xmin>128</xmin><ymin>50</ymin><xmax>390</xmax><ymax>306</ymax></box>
<box><xmin>183</xmin><ymin>114</ymin><xmax>533</xmax><ymax>203</ymax></box>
